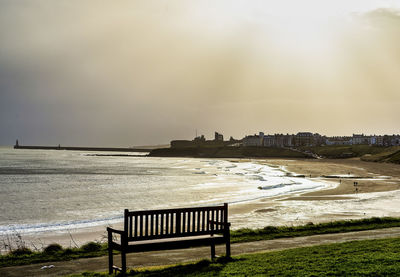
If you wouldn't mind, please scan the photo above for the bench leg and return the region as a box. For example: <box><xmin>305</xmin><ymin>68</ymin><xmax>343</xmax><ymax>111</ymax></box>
<box><xmin>108</xmin><ymin>245</ymin><xmax>113</xmax><ymax>274</ymax></box>
<box><xmin>108</xmin><ymin>230</ymin><xmax>113</xmax><ymax>274</ymax></box>
<box><xmin>226</xmin><ymin>240</ymin><xmax>231</xmax><ymax>258</ymax></box>
<box><xmin>211</xmin><ymin>243</ymin><xmax>216</xmax><ymax>260</ymax></box>
<box><xmin>121</xmin><ymin>251</ymin><xmax>127</xmax><ymax>276</ymax></box>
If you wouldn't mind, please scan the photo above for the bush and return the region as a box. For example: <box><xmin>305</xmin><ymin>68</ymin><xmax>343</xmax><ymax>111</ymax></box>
<box><xmin>63</xmin><ymin>248</ymin><xmax>74</xmax><ymax>255</ymax></box>
<box><xmin>262</xmin><ymin>226</ymin><xmax>279</xmax><ymax>233</ymax></box>
<box><xmin>44</xmin><ymin>243</ymin><xmax>63</xmax><ymax>254</ymax></box>
<box><xmin>81</xmin><ymin>242</ymin><xmax>101</xmax><ymax>252</ymax></box>
<box><xmin>11</xmin><ymin>247</ymin><xmax>33</xmax><ymax>256</ymax></box>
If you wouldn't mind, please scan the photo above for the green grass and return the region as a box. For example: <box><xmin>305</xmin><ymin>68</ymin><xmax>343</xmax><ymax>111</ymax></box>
<box><xmin>231</xmin><ymin>217</ymin><xmax>400</xmax><ymax>243</ymax></box>
<box><xmin>2</xmin><ymin>217</ymin><xmax>400</xmax><ymax>268</ymax></box>
<box><xmin>69</xmin><ymin>237</ymin><xmax>400</xmax><ymax>276</ymax></box>
<box><xmin>360</xmin><ymin>147</ymin><xmax>400</xmax><ymax>164</ymax></box>
<box><xmin>301</xmin><ymin>145</ymin><xmax>398</xmax><ymax>159</ymax></box>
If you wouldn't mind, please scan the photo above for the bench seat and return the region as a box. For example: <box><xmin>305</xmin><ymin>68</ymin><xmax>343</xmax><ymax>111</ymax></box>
<box><xmin>126</xmin><ymin>234</ymin><xmax>224</xmax><ymax>252</ymax></box>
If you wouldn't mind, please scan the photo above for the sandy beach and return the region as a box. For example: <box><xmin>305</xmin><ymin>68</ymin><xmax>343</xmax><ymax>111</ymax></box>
<box><xmin>264</xmin><ymin>158</ymin><xmax>400</xmax><ymax>197</ymax></box>
<box><xmin>6</xmin><ymin>158</ymin><xmax>400</xmax><ymax>251</ymax></box>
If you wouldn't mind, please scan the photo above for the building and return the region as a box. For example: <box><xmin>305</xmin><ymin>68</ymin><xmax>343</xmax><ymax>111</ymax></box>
<box><xmin>385</xmin><ymin>135</ymin><xmax>400</xmax><ymax>146</ymax></box>
<box><xmin>214</xmin><ymin>132</ymin><xmax>224</xmax><ymax>141</ymax></box>
<box><xmin>263</xmin><ymin>135</ymin><xmax>275</xmax><ymax>147</ymax></box>
<box><xmin>241</xmin><ymin>131</ymin><xmax>400</xmax><ymax>148</ymax></box>
<box><xmin>294</xmin><ymin>132</ymin><xmax>314</xmax><ymax>146</ymax></box>
<box><xmin>243</xmin><ymin>132</ymin><xmax>264</xmax><ymax>146</ymax></box>
<box><xmin>352</xmin><ymin>134</ymin><xmax>371</xmax><ymax>145</ymax></box>
<box><xmin>273</xmin><ymin>134</ymin><xmax>293</xmax><ymax>147</ymax></box>
<box><xmin>326</xmin><ymin>136</ymin><xmax>352</xmax><ymax>145</ymax></box>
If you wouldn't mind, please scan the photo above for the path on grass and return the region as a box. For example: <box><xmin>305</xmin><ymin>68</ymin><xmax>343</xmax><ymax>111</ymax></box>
<box><xmin>1</xmin><ymin>227</ymin><xmax>400</xmax><ymax>277</ymax></box>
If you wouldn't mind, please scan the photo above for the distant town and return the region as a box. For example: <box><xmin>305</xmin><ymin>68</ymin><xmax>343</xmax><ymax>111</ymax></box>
<box><xmin>171</xmin><ymin>132</ymin><xmax>400</xmax><ymax>148</ymax></box>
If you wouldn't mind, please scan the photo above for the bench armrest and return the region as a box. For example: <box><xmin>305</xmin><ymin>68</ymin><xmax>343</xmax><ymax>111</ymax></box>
<box><xmin>107</xmin><ymin>227</ymin><xmax>125</xmax><ymax>235</ymax></box>
<box><xmin>107</xmin><ymin>227</ymin><xmax>127</xmax><ymax>246</ymax></box>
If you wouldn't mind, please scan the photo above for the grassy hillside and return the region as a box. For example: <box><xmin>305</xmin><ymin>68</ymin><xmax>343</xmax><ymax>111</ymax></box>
<box><xmin>301</xmin><ymin>145</ymin><xmax>400</xmax><ymax>160</ymax></box>
<box><xmin>149</xmin><ymin>145</ymin><xmax>400</xmax><ymax>164</ymax></box>
<box><xmin>70</xmin><ymin>237</ymin><xmax>400</xmax><ymax>276</ymax></box>
<box><xmin>360</xmin><ymin>147</ymin><xmax>400</xmax><ymax>164</ymax></box>
<box><xmin>149</xmin><ymin>146</ymin><xmax>308</xmax><ymax>158</ymax></box>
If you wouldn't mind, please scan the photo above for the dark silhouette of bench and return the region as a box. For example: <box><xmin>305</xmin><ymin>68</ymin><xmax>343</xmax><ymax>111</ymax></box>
<box><xmin>107</xmin><ymin>203</ymin><xmax>231</xmax><ymax>275</ymax></box>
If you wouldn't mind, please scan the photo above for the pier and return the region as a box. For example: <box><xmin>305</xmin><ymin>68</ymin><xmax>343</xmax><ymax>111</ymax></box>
<box><xmin>14</xmin><ymin>141</ymin><xmax>151</xmax><ymax>153</ymax></box>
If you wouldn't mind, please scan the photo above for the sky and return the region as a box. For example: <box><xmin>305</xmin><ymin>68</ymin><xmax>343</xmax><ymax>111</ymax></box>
<box><xmin>1</xmin><ymin>0</ymin><xmax>400</xmax><ymax>146</ymax></box>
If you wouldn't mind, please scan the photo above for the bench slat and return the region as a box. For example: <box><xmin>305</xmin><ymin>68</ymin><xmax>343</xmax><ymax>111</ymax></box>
<box><xmin>169</xmin><ymin>213</ymin><xmax>173</xmax><ymax>235</ymax></box>
<box><xmin>144</xmin><ymin>214</ymin><xmax>148</xmax><ymax>237</ymax></box>
<box><xmin>150</xmin><ymin>214</ymin><xmax>154</xmax><ymax>236</ymax></box>
<box><xmin>216</xmin><ymin>210</ymin><xmax>220</xmax><ymax>231</ymax></box>
<box><xmin>140</xmin><ymin>215</ymin><xmax>143</xmax><ymax>237</ymax></box>
<box><xmin>197</xmin><ymin>211</ymin><xmax>200</xmax><ymax>232</ymax></box>
<box><xmin>134</xmin><ymin>216</ymin><xmax>138</xmax><ymax>237</ymax></box>
<box><xmin>202</xmin><ymin>210</ymin><xmax>205</xmax><ymax>231</ymax></box>
<box><xmin>129</xmin><ymin>216</ymin><xmax>132</xmax><ymax>238</ymax></box>
<box><xmin>160</xmin><ymin>213</ymin><xmax>164</xmax><ymax>235</ymax></box>
<box><xmin>166</xmin><ymin>213</ymin><xmax>169</xmax><ymax>235</ymax></box>
<box><xmin>182</xmin><ymin>211</ymin><xmax>186</xmax><ymax>233</ymax></box>
<box><xmin>188</xmin><ymin>211</ymin><xmax>192</xmax><ymax>233</ymax></box>
<box><xmin>192</xmin><ymin>211</ymin><xmax>195</xmax><ymax>232</ymax></box>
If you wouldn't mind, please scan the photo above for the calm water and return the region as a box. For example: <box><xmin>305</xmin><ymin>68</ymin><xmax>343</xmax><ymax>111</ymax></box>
<box><xmin>0</xmin><ymin>147</ymin><xmax>329</xmax><ymax>235</ymax></box>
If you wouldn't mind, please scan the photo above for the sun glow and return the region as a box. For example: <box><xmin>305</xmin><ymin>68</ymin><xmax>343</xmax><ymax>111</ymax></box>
<box><xmin>188</xmin><ymin>0</ymin><xmax>400</xmax><ymax>64</ymax></box>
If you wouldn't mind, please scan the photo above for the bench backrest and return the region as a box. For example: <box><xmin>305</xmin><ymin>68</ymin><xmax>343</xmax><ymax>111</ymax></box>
<box><xmin>124</xmin><ymin>203</ymin><xmax>228</xmax><ymax>241</ymax></box>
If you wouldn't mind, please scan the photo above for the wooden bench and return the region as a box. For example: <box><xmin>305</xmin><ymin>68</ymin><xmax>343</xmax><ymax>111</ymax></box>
<box><xmin>107</xmin><ymin>203</ymin><xmax>231</xmax><ymax>275</ymax></box>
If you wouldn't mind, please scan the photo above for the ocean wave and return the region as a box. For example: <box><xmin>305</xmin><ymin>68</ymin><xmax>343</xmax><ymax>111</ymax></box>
<box><xmin>258</xmin><ymin>182</ymin><xmax>301</xmax><ymax>190</ymax></box>
<box><xmin>0</xmin><ymin>215</ymin><xmax>123</xmax><ymax>235</ymax></box>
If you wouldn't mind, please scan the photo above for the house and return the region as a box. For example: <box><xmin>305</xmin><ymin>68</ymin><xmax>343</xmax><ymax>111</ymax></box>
<box><xmin>243</xmin><ymin>132</ymin><xmax>264</xmax><ymax>146</ymax></box>
<box><xmin>263</xmin><ymin>135</ymin><xmax>275</xmax><ymax>147</ymax></box>
<box><xmin>294</xmin><ymin>132</ymin><xmax>314</xmax><ymax>146</ymax></box>
<box><xmin>326</xmin><ymin>136</ymin><xmax>352</xmax><ymax>145</ymax></box>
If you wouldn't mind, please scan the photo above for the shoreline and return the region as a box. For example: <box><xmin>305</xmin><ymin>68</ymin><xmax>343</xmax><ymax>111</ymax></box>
<box><xmin>2</xmin><ymin>158</ymin><xmax>400</xmax><ymax>252</ymax></box>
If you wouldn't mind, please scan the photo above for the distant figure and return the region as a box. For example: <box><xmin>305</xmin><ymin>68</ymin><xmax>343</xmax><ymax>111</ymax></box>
<box><xmin>15</xmin><ymin>139</ymin><xmax>19</xmax><ymax>147</ymax></box>
<box><xmin>58</xmin><ymin>144</ymin><xmax>61</xmax><ymax>149</ymax></box>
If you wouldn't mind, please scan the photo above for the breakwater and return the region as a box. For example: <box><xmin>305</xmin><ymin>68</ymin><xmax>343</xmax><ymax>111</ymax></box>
<box><xmin>14</xmin><ymin>145</ymin><xmax>151</xmax><ymax>152</ymax></box>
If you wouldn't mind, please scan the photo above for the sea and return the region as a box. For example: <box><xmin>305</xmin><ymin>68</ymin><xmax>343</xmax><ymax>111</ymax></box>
<box><xmin>0</xmin><ymin>146</ymin><xmax>332</xmax><ymax>236</ymax></box>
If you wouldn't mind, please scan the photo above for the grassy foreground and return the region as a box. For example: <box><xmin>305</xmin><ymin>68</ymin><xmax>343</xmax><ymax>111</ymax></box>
<box><xmin>2</xmin><ymin>217</ymin><xmax>400</xmax><ymax>268</ymax></box>
<box><xmin>71</xmin><ymin>237</ymin><xmax>400</xmax><ymax>276</ymax></box>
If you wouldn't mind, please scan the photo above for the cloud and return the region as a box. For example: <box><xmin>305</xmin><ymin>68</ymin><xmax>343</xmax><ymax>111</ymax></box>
<box><xmin>1</xmin><ymin>2</ymin><xmax>400</xmax><ymax>145</ymax></box>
